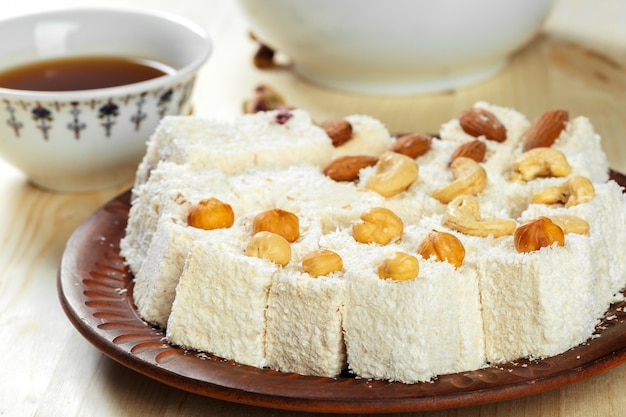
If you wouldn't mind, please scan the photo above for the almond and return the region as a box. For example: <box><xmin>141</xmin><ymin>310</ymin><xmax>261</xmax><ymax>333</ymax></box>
<box><xmin>522</xmin><ymin>110</ymin><xmax>569</xmax><ymax>151</ymax></box>
<box><xmin>450</xmin><ymin>140</ymin><xmax>486</xmax><ymax>164</ymax></box>
<box><xmin>249</xmin><ymin>32</ymin><xmax>277</xmax><ymax>69</ymax></box>
<box><xmin>323</xmin><ymin>155</ymin><xmax>378</xmax><ymax>182</ymax></box>
<box><xmin>459</xmin><ymin>108</ymin><xmax>507</xmax><ymax>142</ymax></box>
<box><xmin>321</xmin><ymin>119</ymin><xmax>353</xmax><ymax>147</ymax></box>
<box><xmin>389</xmin><ymin>133</ymin><xmax>432</xmax><ymax>158</ymax></box>
<box><xmin>253</xmin><ymin>43</ymin><xmax>276</xmax><ymax>69</ymax></box>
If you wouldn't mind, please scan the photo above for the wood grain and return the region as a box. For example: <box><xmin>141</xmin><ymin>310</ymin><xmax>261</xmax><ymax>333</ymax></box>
<box><xmin>2</xmin><ymin>0</ymin><xmax>626</xmax><ymax>416</ymax></box>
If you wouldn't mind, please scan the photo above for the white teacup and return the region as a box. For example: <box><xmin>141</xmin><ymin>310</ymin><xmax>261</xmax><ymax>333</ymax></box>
<box><xmin>0</xmin><ymin>7</ymin><xmax>211</xmax><ymax>192</ymax></box>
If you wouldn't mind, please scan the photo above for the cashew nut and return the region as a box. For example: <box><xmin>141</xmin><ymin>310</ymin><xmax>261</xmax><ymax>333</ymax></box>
<box><xmin>511</xmin><ymin>147</ymin><xmax>572</xmax><ymax>182</ymax></box>
<box><xmin>532</xmin><ymin>175</ymin><xmax>595</xmax><ymax>207</ymax></box>
<box><xmin>432</xmin><ymin>157</ymin><xmax>488</xmax><ymax>204</ymax></box>
<box><xmin>364</xmin><ymin>151</ymin><xmax>418</xmax><ymax>197</ymax></box>
<box><xmin>443</xmin><ymin>195</ymin><xmax>517</xmax><ymax>237</ymax></box>
<box><xmin>547</xmin><ymin>214</ymin><xmax>590</xmax><ymax>235</ymax></box>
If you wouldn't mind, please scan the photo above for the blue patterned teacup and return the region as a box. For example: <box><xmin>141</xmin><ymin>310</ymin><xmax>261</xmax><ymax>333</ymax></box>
<box><xmin>0</xmin><ymin>7</ymin><xmax>211</xmax><ymax>192</ymax></box>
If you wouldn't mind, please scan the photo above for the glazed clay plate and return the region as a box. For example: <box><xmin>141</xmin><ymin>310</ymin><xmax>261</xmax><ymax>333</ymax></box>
<box><xmin>58</xmin><ymin>171</ymin><xmax>626</xmax><ymax>414</ymax></box>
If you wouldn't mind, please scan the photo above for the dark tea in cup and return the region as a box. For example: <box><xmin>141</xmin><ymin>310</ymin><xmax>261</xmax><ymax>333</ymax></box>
<box><xmin>0</xmin><ymin>55</ymin><xmax>174</xmax><ymax>91</ymax></box>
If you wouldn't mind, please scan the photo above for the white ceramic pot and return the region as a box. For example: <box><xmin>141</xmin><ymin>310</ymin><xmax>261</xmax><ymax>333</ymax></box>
<box><xmin>237</xmin><ymin>0</ymin><xmax>555</xmax><ymax>94</ymax></box>
<box><xmin>0</xmin><ymin>7</ymin><xmax>211</xmax><ymax>192</ymax></box>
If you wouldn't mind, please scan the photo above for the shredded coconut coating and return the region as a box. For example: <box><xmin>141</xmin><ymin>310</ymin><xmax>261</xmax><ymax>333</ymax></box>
<box><xmin>121</xmin><ymin>103</ymin><xmax>625</xmax><ymax>384</ymax></box>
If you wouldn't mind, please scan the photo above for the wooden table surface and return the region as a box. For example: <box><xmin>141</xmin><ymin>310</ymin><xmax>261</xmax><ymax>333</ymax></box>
<box><xmin>2</xmin><ymin>0</ymin><xmax>626</xmax><ymax>416</ymax></box>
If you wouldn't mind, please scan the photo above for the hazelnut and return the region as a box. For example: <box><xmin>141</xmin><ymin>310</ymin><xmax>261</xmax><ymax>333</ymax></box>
<box><xmin>253</xmin><ymin>208</ymin><xmax>300</xmax><ymax>242</ymax></box>
<box><xmin>245</xmin><ymin>231</ymin><xmax>291</xmax><ymax>266</ymax></box>
<box><xmin>514</xmin><ymin>217</ymin><xmax>565</xmax><ymax>253</ymax></box>
<box><xmin>352</xmin><ymin>207</ymin><xmax>403</xmax><ymax>245</ymax></box>
<box><xmin>378</xmin><ymin>252</ymin><xmax>419</xmax><ymax>281</ymax></box>
<box><xmin>187</xmin><ymin>198</ymin><xmax>235</xmax><ymax>230</ymax></box>
<box><xmin>302</xmin><ymin>249</ymin><xmax>343</xmax><ymax>277</ymax></box>
<box><xmin>417</xmin><ymin>230</ymin><xmax>466</xmax><ymax>268</ymax></box>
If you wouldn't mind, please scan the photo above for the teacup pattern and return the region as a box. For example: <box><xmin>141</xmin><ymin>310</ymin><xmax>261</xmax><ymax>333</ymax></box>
<box><xmin>2</xmin><ymin>76</ymin><xmax>195</xmax><ymax>141</ymax></box>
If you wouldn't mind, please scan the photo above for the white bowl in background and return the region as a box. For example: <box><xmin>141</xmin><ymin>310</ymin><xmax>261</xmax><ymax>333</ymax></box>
<box><xmin>237</xmin><ymin>0</ymin><xmax>555</xmax><ymax>94</ymax></box>
<box><xmin>0</xmin><ymin>7</ymin><xmax>211</xmax><ymax>192</ymax></box>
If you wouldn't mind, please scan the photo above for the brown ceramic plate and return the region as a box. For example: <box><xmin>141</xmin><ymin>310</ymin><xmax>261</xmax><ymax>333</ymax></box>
<box><xmin>58</xmin><ymin>171</ymin><xmax>626</xmax><ymax>414</ymax></box>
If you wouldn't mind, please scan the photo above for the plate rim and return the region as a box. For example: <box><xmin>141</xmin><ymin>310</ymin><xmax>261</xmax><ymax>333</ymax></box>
<box><xmin>57</xmin><ymin>170</ymin><xmax>626</xmax><ymax>414</ymax></box>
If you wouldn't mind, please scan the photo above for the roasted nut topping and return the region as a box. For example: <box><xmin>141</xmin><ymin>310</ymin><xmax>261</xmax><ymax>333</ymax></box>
<box><xmin>563</xmin><ymin>176</ymin><xmax>595</xmax><ymax>206</ymax></box>
<box><xmin>511</xmin><ymin>147</ymin><xmax>572</xmax><ymax>182</ymax></box>
<box><xmin>548</xmin><ymin>214</ymin><xmax>590</xmax><ymax>235</ymax></box>
<box><xmin>459</xmin><ymin>107</ymin><xmax>507</xmax><ymax>142</ymax></box>
<box><xmin>450</xmin><ymin>140</ymin><xmax>487</xmax><ymax>164</ymax></box>
<box><xmin>514</xmin><ymin>217</ymin><xmax>565</xmax><ymax>253</ymax></box>
<box><xmin>352</xmin><ymin>207</ymin><xmax>403</xmax><ymax>245</ymax></box>
<box><xmin>389</xmin><ymin>133</ymin><xmax>432</xmax><ymax>158</ymax></box>
<box><xmin>364</xmin><ymin>151</ymin><xmax>418</xmax><ymax>197</ymax></box>
<box><xmin>253</xmin><ymin>44</ymin><xmax>275</xmax><ymax>69</ymax></box>
<box><xmin>322</xmin><ymin>119</ymin><xmax>353</xmax><ymax>147</ymax></box>
<box><xmin>253</xmin><ymin>208</ymin><xmax>300</xmax><ymax>242</ymax></box>
<box><xmin>522</xmin><ymin>109</ymin><xmax>569</xmax><ymax>151</ymax></box>
<box><xmin>378</xmin><ymin>252</ymin><xmax>419</xmax><ymax>281</ymax></box>
<box><xmin>243</xmin><ymin>84</ymin><xmax>289</xmax><ymax>114</ymax></box>
<box><xmin>444</xmin><ymin>195</ymin><xmax>517</xmax><ymax>237</ymax></box>
<box><xmin>302</xmin><ymin>249</ymin><xmax>343</xmax><ymax>277</ymax></box>
<box><xmin>323</xmin><ymin>155</ymin><xmax>379</xmax><ymax>182</ymax></box>
<box><xmin>245</xmin><ymin>231</ymin><xmax>291</xmax><ymax>266</ymax></box>
<box><xmin>417</xmin><ymin>230</ymin><xmax>466</xmax><ymax>268</ymax></box>
<box><xmin>532</xmin><ymin>175</ymin><xmax>595</xmax><ymax>207</ymax></box>
<box><xmin>249</xmin><ymin>32</ymin><xmax>276</xmax><ymax>69</ymax></box>
<box><xmin>432</xmin><ymin>157</ymin><xmax>488</xmax><ymax>204</ymax></box>
<box><xmin>187</xmin><ymin>198</ymin><xmax>235</xmax><ymax>230</ymax></box>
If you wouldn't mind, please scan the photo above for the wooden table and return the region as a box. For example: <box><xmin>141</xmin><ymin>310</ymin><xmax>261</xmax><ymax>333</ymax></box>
<box><xmin>2</xmin><ymin>0</ymin><xmax>626</xmax><ymax>416</ymax></box>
